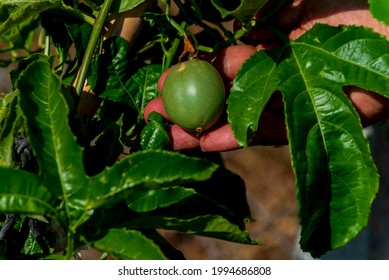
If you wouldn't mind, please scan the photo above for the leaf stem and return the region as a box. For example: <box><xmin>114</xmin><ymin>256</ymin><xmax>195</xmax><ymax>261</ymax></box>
<box><xmin>165</xmin><ymin>0</ymin><xmax>187</xmax><ymax>38</ymax></box>
<box><xmin>75</xmin><ymin>0</ymin><xmax>114</xmax><ymax>95</ymax></box>
<box><xmin>44</xmin><ymin>35</ymin><xmax>50</xmax><ymax>56</ymax></box>
<box><xmin>224</xmin><ymin>24</ymin><xmax>250</xmax><ymax>47</ymax></box>
<box><xmin>99</xmin><ymin>252</ymin><xmax>110</xmax><ymax>260</ymax></box>
<box><xmin>60</xmin><ymin>4</ymin><xmax>95</xmax><ymax>26</ymax></box>
<box><xmin>196</xmin><ymin>45</ymin><xmax>214</xmax><ymax>53</ymax></box>
<box><xmin>161</xmin><ymin>22</ymin><xmax>185</xmax><ymax>71</ymax></box>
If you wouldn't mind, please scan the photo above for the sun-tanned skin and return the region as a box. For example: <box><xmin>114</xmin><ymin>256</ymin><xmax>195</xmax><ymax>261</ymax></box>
<box><xmin>144</xmin><ymin>0</ymin><xmax>389</xmax><ymax>151</ymax></box>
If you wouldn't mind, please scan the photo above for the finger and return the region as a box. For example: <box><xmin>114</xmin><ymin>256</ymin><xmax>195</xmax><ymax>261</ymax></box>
<box><xmin>169</xmin><ymin>124</ymin><xmax>200</xmax><ymax>150</ymax></box>
<box><xmin>143</xmin><ymin>96</ymin><xmax>171</xmax><ymax>122</ymax></box>
<box><xmin>199</xmin><ymin>124</ymin><xmax>241</xmax><ymax>152</ymax></box>
<box><xmin>275</xmin><ymin>0</ymin><xmax>303</xmax><ymax>35</ymax></box>
<box><xmin>204</xmin><ymin>45</ymin><xmax>257</xmax><ymax>81</ymax></box>
<box><xmin>144</xmin><ymin>97</ymin><xmax>200</xmax><ymax>150</ymax></box>
<box><xmin>157</xmin><ymin>66</ymin><xmax>173</xmax><ymax>92</ymax></box>
<box><xmin>345</xmin><ymin>86</ymin><xmax>389</xmax><ymax>127</ymax></box>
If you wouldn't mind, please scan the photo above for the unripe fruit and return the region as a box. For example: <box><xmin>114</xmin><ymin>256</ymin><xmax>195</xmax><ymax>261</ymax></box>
<box><xmin>162</xmin><ymin>59</ymin><xmax>225</xmax><ymax>133</ymax></box>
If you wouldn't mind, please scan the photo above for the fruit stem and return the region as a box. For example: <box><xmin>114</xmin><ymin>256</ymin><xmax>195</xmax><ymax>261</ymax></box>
<box><xmin>224</xmin><ymin>22</ymin><xmax>252</xmax><ymax>46</ymax></box>
<box><xmin>161</xmin><ymin>21</ymin><xmax>186</xmax><ymax>71</ymax></box>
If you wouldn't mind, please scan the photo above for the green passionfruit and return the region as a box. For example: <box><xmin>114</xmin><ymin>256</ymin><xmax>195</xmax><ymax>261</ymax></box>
<box><xmin>162</xmin><ymin>59</ymin><xmax>225</xmax><ymax>133</ymax></box>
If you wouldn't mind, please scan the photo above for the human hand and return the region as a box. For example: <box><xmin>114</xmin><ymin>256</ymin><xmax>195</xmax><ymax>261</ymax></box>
<box><xmin>144</xmin><ymin>45</ymin><xmax>271</xmax><ymax>151</ymax></box>
<box><xmin>144</xmin><ymin>0</ymin><xmax>389</xmax><ymax>152</ymax></box>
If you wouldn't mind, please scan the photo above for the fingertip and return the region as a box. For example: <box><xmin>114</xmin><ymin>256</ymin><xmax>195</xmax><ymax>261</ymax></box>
<box><xmin>157</xmin><ymin>66</ymin><xmax>174</xmax><ymax>92</ymax></box>
<box><xmin>169</xmin><ymin>124</ymin><xmax>200</xmax><ymax>150</ymax></box>
<box><xmin>345</xmin><ymin>86</ymin><xmax>389</xmax><ymax>126</ymax></box>
<box><xmin>208</xmin><ymin>45</ymin><xmax>257</xmax><ymax>81</ymax></box>
<box><xmin>199</xmin><ymin>124</ymin><xmax>241</xmax><ymax>152</ymax></box>
<box><xmin>143</xmin><ymin>96</ymin><xmax>170</xmax><ymax>122</ymax></box>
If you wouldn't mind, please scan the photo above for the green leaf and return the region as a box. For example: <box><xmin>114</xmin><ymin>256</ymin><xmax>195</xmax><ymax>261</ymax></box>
<box><xmin>21</xmin><ymin>231</ymin><xmax>45</xmax><ymax>256</ymax></box>
<box><xmin>129</xmin><ymin>214</ymin><xmax>260</xmax><ymax>246</ymax></box>
<box><xmin>17</xmin><ymin>58</ymin><xmax>87</xmax><ymax>197</ymax></box>
<box><xmin>139</xmin><ymin>229</ymin><xmax>185</xmax><ymax>260</ymax></box>
<box><xmin>83</xmin><ymin>164</ymin><xmax>254</xmax><ymax>249</ymax></box>
<box><xmin>229</xmin><ymin>24</ymin><xmax>388</xmax><ymax>257</ymax></box>
<box><xmin>0</xmin><ymin>92</ymin><xmax>21</xmax><ymax>167</ymax></box>
<box><xmin>283</xmin><ymin>24</ymin><xmax>385</xmax><ymax>256</ymax></box>
<box><xmin>65</xmin><ymin>21</ymin><xmax>93</xmax><ymax>72</ymax></box>
<box><xmin>125</xmin><ymin>167</ymin><xmax>257</xmax><ymax>245</ymax></box>
<box><xmin>90</xmin><ymin>228</ymin><xmax>165</xmax><ymax>260</ymax></box>
<box><xmin>41</xmin><ymin>11</ymin><xmax>92</xmax><ymax>71</ymax></box>
<box><xmin>227</xmin><ymin>48</ymin><xmax>281</xmax><ymax>147</ymax></box>
<box><xmin>140</xmin><ymin>112</ymin><xmax>170</xmax><ymax>150</ymax></box>
<box><xmin>9</xmin><ymin>54</ymin><xmax>53</xmax><ymax>87</ymax></box>
<box><xmin>0</xmin><ymin>0</ymin><xmax>61</xmax><ymax>34</ymax></box>
<box><xmin>0</xmin><ymin>93</ymin><xmax>14</xmax><ymax>123</ymax></box>
<box><xmin>13</xmin><ymin>55</ymin><xmax>225</xmax><ymax>244</ymax></box>
<box><xmin>127</xmin><ymin>186</ymin><xmax>196</xmax><ymax>212</ymax></box>
<box><xmin>88</xmin><ymin>36</ymin><xmax>131</xmax><ymax>99</ymax></box>
<box><xmin>0</xmin><ymin>4</ymin><xmax>12</xmax><ymax>23</ymax></box>
<box><xmin>110</xmin><ymin>0</ymin><xmax>145</xmax><ymax>13</ymax></box>
<box><xmin>369</xmin><ymin>0</ymin><xmax>389</xmax><ymax>26</ymax></box>
<box><xmin>210</xmin><ymin>0</ymin><xmax>269</xmax><ymax>23</ymax></box>
<box><xmin>89</xmin><ymin>37</ymin><xmax>161</xmax><ymax>119</ymax></box>
<box><xmin>0</xmin><ymin>167</ymin><xmax>54</xmax><ymax>216</ymax></box>
<box><xmin>16</xmin><ymin>58</ymin><xmax>89</xmax><ymax>225</ymax></box>
<box><xmin>85</xmin><ymin>150</ymin><xmax>219</xmax><ymax>210</ymax></box>
<box><xmin>126</xmin><ymin>64</ymin><xmax>162</xmax><ymax>121</ymax></box>
<box><xmin>2</xmin><ymin>17</ymin><xmax>40</xmax><ymax>52</ymax></box>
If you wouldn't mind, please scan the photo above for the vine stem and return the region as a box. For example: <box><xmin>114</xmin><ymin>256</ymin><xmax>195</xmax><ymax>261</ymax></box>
<box><xmin>65</xmin><ymin>231</ymin><xmax>75</xmax><ymax>260</ymax></box>
<box><xmin>75</xmin><ymin>0</ymin><xmax>114</xmax><ymax>96</ymax></box>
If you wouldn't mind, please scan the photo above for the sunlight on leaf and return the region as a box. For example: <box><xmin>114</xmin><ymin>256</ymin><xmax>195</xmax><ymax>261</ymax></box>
<box><xmin>0</xmin><ymin>167</ymin><xmax>54</xmax><ymax>215</ymax></box>
<box><xmin>0</xmin><ymin>0</ymin><xmax>61</xmax><ymax>34</ymax></box>
<box><xmin>17</xmin><ymin>59</ymin><xmax>87</xmax><ymax>198</ymax></box>
<box><xmin>85</xmin><ymin>150</ymin><xmax>219</xmax><ymax>210</ymax></box>
<box><xmin>140</xmin><ymin>112</ymin><xmax>170</xmax><ymax>150</ymax></box>
<box><xmin>90</xmin><ymin>228</ymin><xmax>165</xmax><ymax>260</ymax></box>
<box><xmin>129</xmin><ymin>214</ymin><xmax>262</xmax><ymax>246</ymax></box>
<box><xmin>110</xmin><ymin>0</ymin><xmax>146</xmax><ymax>13</ymax></box>
<box><xmin>229</xmin><ymin>24</ymin><xmax>388</xmax><ymax>257</ymax></box>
